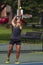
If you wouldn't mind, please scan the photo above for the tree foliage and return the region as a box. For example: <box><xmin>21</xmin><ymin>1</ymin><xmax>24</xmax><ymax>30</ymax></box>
<box><xmin>0</xmin><ymin>0</ymin><xmax>43</xmax><ymax>16</ymax></box>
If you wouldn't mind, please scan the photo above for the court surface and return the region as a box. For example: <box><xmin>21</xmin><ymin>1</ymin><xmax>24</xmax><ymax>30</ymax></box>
<box><xmin>0</xmin><ymin>62</ymin><xmax>43</xmax><ymax>65</ymax></box>
<box><xmin>0</xmin><ymin>52</ymin><xmax>43</xmax><ymax>65</ymax></box>
<box><xmin>0</xmin><ymin>44</ymin><xmax>43</xmax><ymax>65</ymax></box>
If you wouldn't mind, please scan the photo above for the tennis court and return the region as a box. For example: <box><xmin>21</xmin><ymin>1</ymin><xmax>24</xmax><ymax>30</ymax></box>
<box><xmin>0</xmin><ymin>43</ymin><xmax>43</xmax><ymax>65</ymax></box>
<box><xmin>0</xmin><ymin>62</ymin><xmax>43</xmax><ymax>65</ymax></box>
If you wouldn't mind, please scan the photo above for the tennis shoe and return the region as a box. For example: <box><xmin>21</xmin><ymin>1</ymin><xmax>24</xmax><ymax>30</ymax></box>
<box><xmin>5</xmin><ymin>58</ymin><xmax>10</xmax><ymax>64</ymax></box>
<box><xmin>15</xmin><ymin>61</ymin><xmax>20</xmax><ymax>64</ymax></box>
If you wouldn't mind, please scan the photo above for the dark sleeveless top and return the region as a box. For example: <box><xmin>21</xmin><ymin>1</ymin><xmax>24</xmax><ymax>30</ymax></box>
<box><xmin>11</xmin><ymin>27</ymin><xmax>21</xmax><ymax>41</ymax></box>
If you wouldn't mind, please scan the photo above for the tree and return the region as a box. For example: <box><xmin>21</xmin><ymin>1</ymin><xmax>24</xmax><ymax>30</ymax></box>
<box><xmin>0</xmin><ymin>0</ymin><xmax>43</xmax><ymax>16</ymax></box>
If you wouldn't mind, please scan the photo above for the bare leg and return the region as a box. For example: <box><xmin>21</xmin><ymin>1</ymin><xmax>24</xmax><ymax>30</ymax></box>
<box><xmin>16</xmin><ymin>44</ymin><xmax>21</xmax><ymax>62</ymax></box>
<box><xmin>7</xmin><ymin>44</ymin><xmax>13</xmax><ymax>59</ymax></box>
<box><xmin>5</xmin><ymin>44</ymin><xmax>13</xmax><ymax>63</ymax></box>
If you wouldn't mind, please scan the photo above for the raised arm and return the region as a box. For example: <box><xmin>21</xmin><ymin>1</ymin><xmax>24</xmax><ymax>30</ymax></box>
<box><xmin>11</xmin><ymin>16</ymin><xmax>17</xmax><ymax>27</ymax></box>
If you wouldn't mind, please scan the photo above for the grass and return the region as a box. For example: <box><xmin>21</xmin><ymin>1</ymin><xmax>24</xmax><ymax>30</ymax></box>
<box><xmin>0</xmin><ymin>25</ymin><xmax>11</xmax><ymax>43</ymax></box>
<box><xmin>0</xmin><ymin>25</ymin><xmax>43</xmax><ymax>44</ymax></box>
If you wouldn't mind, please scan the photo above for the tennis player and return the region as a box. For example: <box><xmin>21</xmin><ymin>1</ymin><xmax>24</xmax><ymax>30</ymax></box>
<box><xmin>5</xmin><ymin>16</ymin><xmax>23</xmax><ymax>64</ymax></box>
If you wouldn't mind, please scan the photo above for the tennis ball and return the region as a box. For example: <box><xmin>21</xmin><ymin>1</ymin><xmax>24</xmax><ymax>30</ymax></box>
<box><xmin>19</xmin><ymin>7</ymin><xmax>22</xmax><ymax>9</ymax></box>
